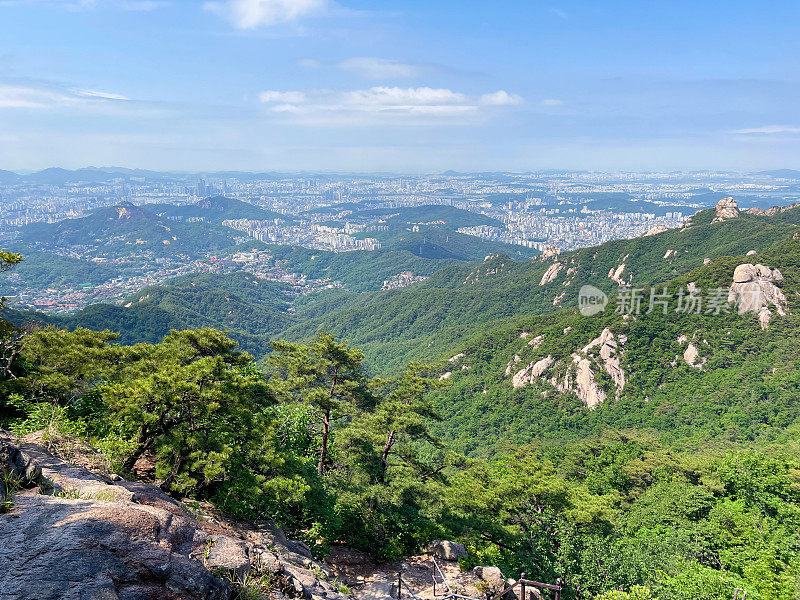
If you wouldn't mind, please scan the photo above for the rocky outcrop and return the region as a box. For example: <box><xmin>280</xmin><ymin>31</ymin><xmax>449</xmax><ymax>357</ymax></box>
<box><xmin>512</xmin><ymin>356</ymin><xmax>554</xmax><ymax>388</ymax></box>
<box><xmin>608</xmin><ymin>257</ymin><xmax>630</xmax><ymax>286</ymax></box>
<box><xmin>0</xmin><ymin>430</ymin><xmax>353</xmax><ymax>600</ymax></box>
<box><xmin>540</xmin><ymin>262</ymin><xmax>564</xmax><ymax>285</ymax></box>
<box><xmin>746</xmin><ymin>202</ymin><xmax>800</xmax><ymax>216</ymax></box>
<box><xmin>644</xmin><ymin>224</ymin><xmax>668</xmax><ymax>237</ymax></box>
<box><xmin>727</xmin><ymin>263</ymin><xmax>787</xmax><ymax>329</ymax></box>
<box><xmin>527</xmin><ymin>335</ymin><xmax>543</xmax><ymax>349</ymax></box>
<box><xmin>540</xmin><ymin>246</ymin><xmax>560</xmax><ymax>260</ymax></box>
<box><xmin>426</xmin><ymin>540</ymin><xmax>467</xmax><ymax>561</ymax></box>
<box><xmin>712</xmin><ymin>197</ymin><xmax>739</xmax><ymax>223</ymax></box>
<box><xmin>664</xmin><ymin>249</ymin><xmax>676</xmax><ymax>260</ymax></box>
<box><xmin>539</xmin><ymin>329</ymin><xmax>627</xmax><ymax>410</ymax></box>
<box><xmin>582</xmin><ymin>328</ymin><xmax>626</xmax><ymax>394</ymax></box>
<box><xmin>573</xmin><ymin>357</ymin><xmax>605</xmax><ymax>409</ymax></box>
<box><xmin>683</xmin><ymin>343</ymin><xmax>700</xmax><ymax>368</ymax></box>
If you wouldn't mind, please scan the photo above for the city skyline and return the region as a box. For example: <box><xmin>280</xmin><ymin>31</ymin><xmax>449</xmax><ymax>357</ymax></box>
<box><xmin>1</xmin><ymin>0</ymin><xmax>800</xmax><ymax>171</ymax></box>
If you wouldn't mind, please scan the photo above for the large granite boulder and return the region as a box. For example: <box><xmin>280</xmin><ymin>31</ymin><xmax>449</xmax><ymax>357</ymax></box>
<box><xmin>727</xmin><ymin>263</ymin><xmax>787</xmax><ymax>329</ymax></box>
<box><xmin>426</xmin><ymin>540</ymin><xmax>467</xmax><ymax>561</ymax></box>
<box><xmin>712</xmin><ymin>197</ymin><xmax>740</xmax><ymax>222</ymax></box>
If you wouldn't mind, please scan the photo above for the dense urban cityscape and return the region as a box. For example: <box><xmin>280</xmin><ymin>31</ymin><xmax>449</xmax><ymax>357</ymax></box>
<box><xmin>1</xmin><ymin>168</ymin><xmax>798</xmax><ymax>313</ymax></box>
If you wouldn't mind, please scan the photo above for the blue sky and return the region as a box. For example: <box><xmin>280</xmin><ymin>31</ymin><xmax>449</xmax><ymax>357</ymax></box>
<box><xmin>1</xmin><ymin>0</ymin><xmax>799</xmax><ymax>172</ymax></box>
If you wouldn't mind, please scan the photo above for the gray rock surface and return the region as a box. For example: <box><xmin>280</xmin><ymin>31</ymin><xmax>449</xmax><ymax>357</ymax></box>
<box><xmin>727</xmin><ymin>263</ymin><xmax>787</xmax><ymax>329</ymax></box>
<box><xmin>0</xmin><ymin>429</ymin><xmax>354</xmax><ymax>600</ymax></box>
<box><xmin>426</xmin><ymin>540</ymin><xmax>467</xmax><ymax>561</ymax></box>
<box><xmin>712</xmin><ymin>197</ymin><xmax>739</xmax><ymax>222</ymax></box>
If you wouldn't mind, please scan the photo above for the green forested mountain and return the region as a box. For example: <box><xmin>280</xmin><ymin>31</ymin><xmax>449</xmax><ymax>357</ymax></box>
<box><xmin>0</xmin><ymin>247</ymin><xmax>117</xmax><ymax>293</ymax></box>
<box><xmin>4</xmin><ymin>206</ymin><xmax>800</xmax><ymax>600</ymax></box>
<box><xmin>342</xmin><ymin>204</ymin><xmax>504</xmax><ymax>229</ymax></box>
<box><xmin>277</xmin><ymin>205</ymin><xmax>800</xmax><ymax>369</ymax></box>
<box><xmin>149</xmin><ymin>195</ymin><xmax>289</xmax><ymax>225</ymax></box>
<box><xmin>266</xmin><ymin>226</ymin><xmax>539</xmax><ymax>291</ymax></box>
<box><xmin>19</xmin><ymin>202</ymin><xmax>238</xmax><ymax>257</ymax></box>
<box><xmin>5</xmin><ymin>272</ymin><xmax>294</xmax><ymax>352</ymax></box>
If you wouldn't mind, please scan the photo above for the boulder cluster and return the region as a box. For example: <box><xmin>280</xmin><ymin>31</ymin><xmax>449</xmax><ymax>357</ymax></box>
<box><xmin>728</xmin><ymin>263</ymin><xmax>787</xmax><ymax>329</ymax></box>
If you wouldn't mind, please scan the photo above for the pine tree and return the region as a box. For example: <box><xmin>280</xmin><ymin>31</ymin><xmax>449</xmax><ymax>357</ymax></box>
<box><xmin>270</xmin><ymin>332</ymin><xmax>371</xmax><ymax>475</ymax></box>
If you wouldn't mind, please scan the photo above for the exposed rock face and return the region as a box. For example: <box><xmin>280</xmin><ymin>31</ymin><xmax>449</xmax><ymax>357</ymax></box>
<box><xmin>582</xmin><ymin>328</ymin><xmax>626</xmax><ymax>394</ymax></box>
<box><xmin>574</xmin><ymin>357</ymin><xmax>606</xmax><ymax>409</ymax></box>
<box><xmin>644</xmin><ymin>224</ymin><xmax>668</xmax><ymax>237</ymax></box>
<box><xmin>540</xmin><ymin>246</ymin><xmax>560</xmax><ymax>260</ymax></box>
<box><xmin>608</xmin><ymin>258</ymin><xmax>630</xmax><ymax>286</ymax></box>
<box><xmin>542</xmin><ymin>329</ymin><xmax>627</xmax><ymax>410</ymax></box>
<box><xmin>0</xmin><ymin>430</ymin><xmax>353</xmax><ymax>600</ymax></box>
<box><xmin>703</xmin><ymin>258</ymin><xmax>712</xmax><ymax>265</ymax></box>
<box><xmin>727</xmin><ymin>263</ymin><xmax>787</xmax><ymax>329</ymax></box>
<box><xmin>528</xmin><ymin>335</ymin><xmax>543</xmax><ymax>348</ymax></box>
<box><xmin>712</xmin><ymin>197</ymin><xmax>739</xmax><ymax>223</ymax></box>
<box><xmin>512</xmin><ymin>356</ymin><xmax>554</xmax><ymax>388</ymax></box>
<box><xmin>426</xmin><ymin>540</ymin><xmax>467</xmax><ymax>561</ymax></box>
<box><xmin>540</xmin><ymin>262</ymin><xmax>564</xmax><ymax>285</ymax></box>
<box><xmin>747</xmin><ymin>202</ymin><xmax>800</xmax><ymax>216</ymax></box>
<box><xmin>664</xmin><ymin>249</ymin><xmax>676</xmax><ymax>260</ymax></box>
<box><xmin>504</xmin><ymin>355</ymin><xmax>522</xmax><ymax>377</ymax></box>
<box><xmin>683</xmin><ymin>343</ymin><xmax>700</xmax><ymax>367</ymax></box>
<box><xmin>472</xmin><ymin>566</ymin><xmax>505</xmax><ymax>595</ymax></box>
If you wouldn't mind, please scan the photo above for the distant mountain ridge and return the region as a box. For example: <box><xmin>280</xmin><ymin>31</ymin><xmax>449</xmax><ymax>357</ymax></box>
<box><xmin>149</xmin><ymin>195</ymin><xmax>288</xmax><ymax>225</ymax></box>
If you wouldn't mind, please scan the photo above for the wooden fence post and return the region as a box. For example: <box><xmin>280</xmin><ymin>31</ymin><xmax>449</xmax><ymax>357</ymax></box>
<box><xmin>554</xmin><ymin>578</ymin><xmax>562</xmax><ymax>600</ymax></box>
<box><xmin>520</xmin><ymin>573</ymin><xmax>526</xmax><ymax>600</ymax></box>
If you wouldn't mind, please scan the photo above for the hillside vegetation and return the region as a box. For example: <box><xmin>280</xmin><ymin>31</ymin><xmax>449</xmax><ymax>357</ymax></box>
<box><xmin>4</xmin><ymin>204</ymin><xmax>800</xmax><ymax>599</ymax></box>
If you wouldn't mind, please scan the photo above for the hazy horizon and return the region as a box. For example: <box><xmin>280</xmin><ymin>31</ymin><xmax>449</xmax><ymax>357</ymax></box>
<box><xmin>2</xmin><ymin>0</ymin><xmax>799</xmax><ymax>172</ymax></box>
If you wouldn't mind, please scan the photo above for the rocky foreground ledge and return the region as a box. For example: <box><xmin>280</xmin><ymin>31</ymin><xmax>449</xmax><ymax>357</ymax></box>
<box><xmin>0</xmin><ymin>429</ymin><xmax>354</xmax><ymax>600</ymax></box>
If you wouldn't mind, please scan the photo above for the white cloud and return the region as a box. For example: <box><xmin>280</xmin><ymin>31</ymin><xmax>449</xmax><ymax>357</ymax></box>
<box><xmin>540</xmin><ymin>98</ymin><xmax>563</xmax><ymax>106</ymax></box>
<box><xmin>342</xmin><ymin>86</ymin><xmax>467</xmax><ymax>108</ymax></box>
<box><xmin>73</xmin><ymin>88</ymin><xmax>130</xmax><ymax>101</ymax></box>
<box><xmin>203</xmin><ymin>0</ymin><xmax>326</xmax><ymax>29</ymax></box>
<box><xmin>257</xmin><ymin>86</ymin><xmax>522</xmax><ymax>126</ymax></box>
<box><xmin>259</xmin><ymin>90</ymin><xmax>307</xmax><ymax>103</ymax></box>
<box><xmin>0</xmin><ymin>82</ymin><xmax>157</xmax><ymax>116</ymax></box>
<box><xmin>549</xmin><ymin>7</ymin><xmax>567</xmax><ymax>19</ymax></box>
<box><xmin>732</xmin><ymin>125</ymin><xmax>800</xmax><ymax>135</ymax></box>
<box><xmin>479</xmin><ymin>90</ymin><xmax>523</xmax><ymax>106</ymax></box>
<box><xmin>337</xmin><ymin>57</ymin><xmax>421</xmax><ymax>80</ymax></box>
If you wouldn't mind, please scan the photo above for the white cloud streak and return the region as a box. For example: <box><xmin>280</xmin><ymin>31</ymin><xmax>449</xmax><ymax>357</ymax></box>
<box><xmin>258</xmin><ymin>90</ymin><xmax>307</xmax><ymax>103</ymax></box>
<box><xmin>258</xmin><ymin>86</ymin><xmax>522</xmax><ymax>125</ymax></box>
<box><xmin>203</xmin><ymin>0</ymin><xmax>326</xmax><ymax>29</ymax></box>
<box><xmin>731</xmin><ymin>125</ymin><xmax>800</xmax><ymax>135</ymax></box>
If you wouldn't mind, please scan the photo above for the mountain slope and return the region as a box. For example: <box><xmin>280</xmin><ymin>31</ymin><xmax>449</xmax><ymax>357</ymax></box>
<box><xmin>4</xmin><ymin>272</ymin><xmax>296</xmax><ymax>353</ymax></box>
<box><xmin>149</xmin><ymin>195</ymin><xmax>288</xmax><ymax>225</ymax></box>
<box><xmin>281</xmin><ymin>205</ymin><xmax>800</xmax><ymax>370</ymax></box>
<box><xmin>19</xmin><ymin>202</ymin><xmax>237</xmax><ymax>257</ymax></box>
